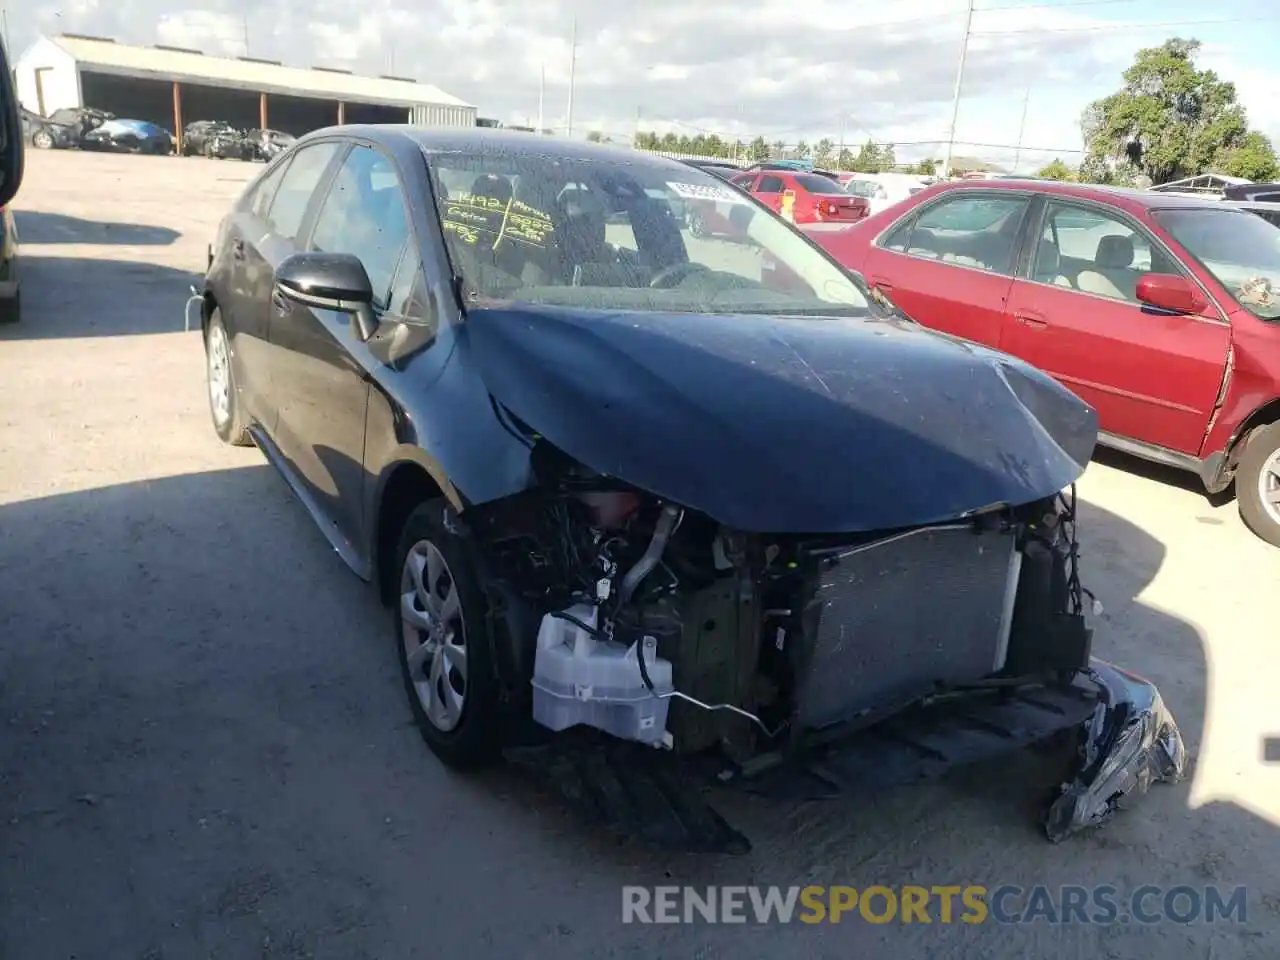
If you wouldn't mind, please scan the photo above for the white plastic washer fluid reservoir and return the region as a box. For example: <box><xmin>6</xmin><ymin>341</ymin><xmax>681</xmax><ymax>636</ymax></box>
<box><xmin>530</xmin><ymin>603</ymin><xmax>674</xmax><ymax>745</ymax></box>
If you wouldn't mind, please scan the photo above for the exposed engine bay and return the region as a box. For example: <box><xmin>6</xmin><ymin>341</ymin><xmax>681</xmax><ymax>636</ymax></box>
<box><xmin>463</xmin><ymin>440</ymin><xmax>1184</xmax><ymax>851</ymax></box>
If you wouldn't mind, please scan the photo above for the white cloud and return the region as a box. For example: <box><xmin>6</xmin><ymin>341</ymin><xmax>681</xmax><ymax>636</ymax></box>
<box><xmin>7</xmin><ymin>0</ymin><xmax>1277</xmax><ymax>170</ymax></box>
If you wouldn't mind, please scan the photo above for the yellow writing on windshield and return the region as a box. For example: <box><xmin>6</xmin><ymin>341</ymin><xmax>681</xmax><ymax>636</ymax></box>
<box><xmin>442</xmin><ymin>196</ymin><xmax>555</xmax><ymax>250</ymax></box>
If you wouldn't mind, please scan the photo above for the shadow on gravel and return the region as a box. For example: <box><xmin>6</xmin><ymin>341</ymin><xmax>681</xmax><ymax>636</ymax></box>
<box><xmin>15</xmin><ymin>209</ymin><xmax>181</xmax><ymax>246</ymax></box>
<box><xmin>0</xmin><ymin>467</ymin><xmax>1275</xmax><ymax>960</ymax></box>
<box><xmin>0</xmin><ymin>254</ymin><xmax>201</xmax><ymax>339</ymax></box>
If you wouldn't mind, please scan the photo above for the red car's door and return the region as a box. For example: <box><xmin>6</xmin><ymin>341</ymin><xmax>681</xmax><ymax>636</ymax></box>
<box><xmin>752</xmin><ymin>173</ymin><xmax>785</xmax><ymax>214</ymax></box>
<box><xmin>862</xmin><ymin>190</ymin><xmax>1035</xmax><ymax>348</ymax></box>
<box><xmin>1001</xmin><ymin>198</ymin><xmax>1230</xmax><ymax>455</ymax></box>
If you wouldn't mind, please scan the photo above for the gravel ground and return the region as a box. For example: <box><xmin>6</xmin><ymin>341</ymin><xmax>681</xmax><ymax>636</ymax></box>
<box><xmin>2</xmin><ymin>150</ymin><xmax>1278</xmax><ymax>960</ymax></box>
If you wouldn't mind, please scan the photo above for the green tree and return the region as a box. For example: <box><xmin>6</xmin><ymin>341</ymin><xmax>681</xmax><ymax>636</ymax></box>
<box><xmin>836</xmin><ymin>148</ymin><xmax>855</xmax><ymax>171</ymax></box>
<box><xmin>634</xmin><ymin>130</ymin><xmax>659</xmax><ymax>150</ymax></box>
<box><xmin>585</xmin><ymin>130</ymin><xmax>605</xmax><ymax>143</ymax></box>
<box><xmin>659</xmin><ymin>132</ymin><xmax>679</xmax><ymax>151</ymax></box>
<box><xmin>1081</xmin><ymin>37</ymin><xmax>1279</xmax><ymax>185</ymax></box>
<box><xmin>851</xmin><ymin>139</ymin><xmax>883</xmax><ymax>172</ymax></box>
<box><xmin>676</xmin><ymin>135</ymin><xmax>693</xmax><ymax>153</ymax></box>
<box><xmin>794</xmin><ymin>139</ymin><xmax>811</xmax><ymax>159</ymax></box>
<box><xmin>814</xmin><ymin>138</ymin><xmax>835</xmax><ymax>168</ymax></box>
<box><xmin>880</xmin><ymin>143</ymin><xmax>897</xmax><ymax>171</ymax></box>
<box><xmin>913</xmin><ymin>158</ymin><xmax>938</xmax><ymax>176</ymax></box>
<box><xmin>770</xmin><ymin>139</ymin><xmax>786</xmax><ymax>159</ymax></box>
<box><xmin>1036</xmin><ymin>158</ymin><xmax>1077</xmax><ymax>181</ymax></box>
<box><xmin>749</xmin><ymin>137</ymin><xmax>770</xmax><ymax>162</ymax></box>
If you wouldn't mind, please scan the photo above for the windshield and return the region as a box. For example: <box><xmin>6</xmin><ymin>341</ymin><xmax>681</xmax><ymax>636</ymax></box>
<box><xmin>1154</xmin><ymin>207</ymin><xmax>1280</xmax><ymax>320</ymax></box>
<box><xmin>425</xmin><ymin>150</ymin><xmax>869</xmax><ymax>316</ymax></box>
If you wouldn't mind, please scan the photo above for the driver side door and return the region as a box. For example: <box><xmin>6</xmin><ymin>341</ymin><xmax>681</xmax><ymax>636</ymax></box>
<box><xmin>269</xmin><ymin>142</ymin><xmax>413</xmax><ymax>555</ymax></box>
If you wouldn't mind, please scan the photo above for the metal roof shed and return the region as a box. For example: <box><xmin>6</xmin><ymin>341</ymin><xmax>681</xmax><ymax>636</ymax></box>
<box><xmin>16</xmin><ymin>34</ymin><xmax>477</xmax><ymax>147</ymax></box>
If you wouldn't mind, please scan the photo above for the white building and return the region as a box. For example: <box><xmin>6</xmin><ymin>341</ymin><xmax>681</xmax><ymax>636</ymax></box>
<box><xmin>15</xmin><ymin>33</ymin><xmax>476</xmax><ymax>144</ymax></box>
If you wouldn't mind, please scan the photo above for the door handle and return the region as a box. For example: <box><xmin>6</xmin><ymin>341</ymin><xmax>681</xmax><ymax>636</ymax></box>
<box><xmin>870</xmin><ymin>276</ymin><xmax>893</xmax><ymax>291</ymax></box>
<box><xmin>270</xmin><ymin>287</ymin><xmax>292</xmax><ymax>314</ymax></box>
<box><xmin>231</xmin><ymin>237</ymin><xmax>245</xmax><ymax>260</ymax></box>
<box><xmin>1014</xmin><ymin>311</ymin><xmax>1048</xmax><ymax>328</ymax></box>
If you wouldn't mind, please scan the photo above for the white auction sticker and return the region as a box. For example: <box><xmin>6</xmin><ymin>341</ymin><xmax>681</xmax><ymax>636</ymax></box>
<box><xmin>666</xmin><ymin>181</ymin><xmax>749</xmax><ymax>204</ymax></box>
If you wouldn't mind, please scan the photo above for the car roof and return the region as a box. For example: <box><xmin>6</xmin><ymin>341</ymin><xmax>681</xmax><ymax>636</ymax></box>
<box><xmin>929</xmin><ymin>176</ymin><xmax>1242</xmax><ymax>214</ymax></box>
<box><xmin>1219</xmin><ymin>199</ymin><xmax>1280</xmax><ymax>212</ymax></box>
<box><xmin>300</xmin><ymin>125</ymin><xmax>713</xmax><ymax>177</ymax></box>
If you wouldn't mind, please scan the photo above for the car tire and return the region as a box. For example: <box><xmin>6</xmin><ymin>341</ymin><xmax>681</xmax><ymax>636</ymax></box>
<box><xmin>1236</xmin><ymin>421</ymin><xmax>1280</xmax><ymax>547</ymax></box>
<box><xmin>394</xmin><ymin>499</ymin><xmax>506</xmax><ymax>769</ymax></box>
<box><xmin>687</xmin><ymin>210</ymin><xmax>708</xmax><ymax>238</ymax></box>
<box><xmin>32</xmin><ymin>130</ymin><xmax>54</xmax><ymax>150</ymax></box>
<box><xmin>203</xmin><ymin>309</ymin><xmax>253</xmax><ymax>446</ymax></box>
<box><xmin>0</xmin><ymin>291</ymin><xmax>20</xmax><ymax>325</ymax></box>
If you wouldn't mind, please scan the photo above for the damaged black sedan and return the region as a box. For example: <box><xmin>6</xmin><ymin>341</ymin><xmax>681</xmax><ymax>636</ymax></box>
<box><xmin>196</xmin><ymin>128</ymin><xmax>1185</xmax><ymax>852</ymax></box>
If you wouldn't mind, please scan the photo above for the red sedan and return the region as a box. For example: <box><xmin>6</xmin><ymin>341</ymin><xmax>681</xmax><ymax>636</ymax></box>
<box><xmin>805</xmin><ymin>178</ymin><xmax>1280</xmax><ymax>546</ymax></box>
<box><xmin>731</xmin><ymin>169</ymin><xmax>868</xmax><ymax>225</ymax></box>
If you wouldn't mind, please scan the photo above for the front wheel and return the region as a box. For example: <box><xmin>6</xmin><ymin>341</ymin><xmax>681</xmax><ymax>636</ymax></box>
<box><xmin>1236</xmin><ymin>421</ymin><xmax>1280</xmax><ymax>547</ymax></box>
<box><xmin>204</xmin><ymin>309</ymin><xmax>253</xmax><ymax>446</ymax></box>
<box><xmin>32</xmin><ymin>130</ymin><xmax>54</xmax><ymax>149</ymax></box>
<box><xmin>394</xmin><ymin>500</ymin><xmax>505</xmax><ymax>769</ymax></box>
<box><xmin>686</xmin><ymin>210</ymin><xmax>708</xmax><ymax>238</ymax></box>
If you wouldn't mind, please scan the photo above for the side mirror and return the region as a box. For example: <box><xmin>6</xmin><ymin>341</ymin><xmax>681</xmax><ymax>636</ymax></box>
<box><xmin>274</xmin><ymin>252</ymin><xmax>378</xmax><ymax>341</ymax></box>
<box><xmin>1136</xmin><ymin>273</ymin><xmax>1206</xmax><ymax>315</ymax></box>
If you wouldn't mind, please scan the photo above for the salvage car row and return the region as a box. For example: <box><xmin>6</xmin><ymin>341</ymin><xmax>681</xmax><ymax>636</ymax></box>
<box><xmin>191</xmin><ymin>127</ymin><xmax>1187</xmax><ymax>854</ymax></box>
<box><xmin>20</xmin><ymin>106</ymin><xmax>294</xmax><ymax>160</ymax></box>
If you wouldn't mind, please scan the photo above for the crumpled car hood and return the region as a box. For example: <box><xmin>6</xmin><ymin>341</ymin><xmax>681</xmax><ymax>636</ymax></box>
<box><xmin>464</xmin><ymin>304</ymin><xmax>1099</xmax><ymax>532</ymax></box>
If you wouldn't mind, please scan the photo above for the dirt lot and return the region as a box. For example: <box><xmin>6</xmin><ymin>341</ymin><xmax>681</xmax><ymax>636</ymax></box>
<box><xmin>2</xmin><ymin>150</ymin><xmax>1279</xmax><ymax>959</ymax></box>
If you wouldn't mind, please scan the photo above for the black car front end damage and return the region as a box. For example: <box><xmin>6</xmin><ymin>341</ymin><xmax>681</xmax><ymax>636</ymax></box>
<box><xmin>480</xmin><ymin>478</ymin><xmax>1184</xmax><ymax>851</ymax></box>
<box><xmin>439</xmin><ymin>302</ymin><xmax>1188</xmax><ymax>852</ymax></box>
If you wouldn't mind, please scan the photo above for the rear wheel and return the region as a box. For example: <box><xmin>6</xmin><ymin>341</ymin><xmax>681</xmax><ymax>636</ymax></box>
<box><xmin>32</xmin><ymin>130</ymin><xmax>54</xmax><ymax>150</ymax></box>
<box><xmin>1237</xmin><ymin>421</ymin><xmax>1280</xmax><ymax>547</ymax></box>
<box><xmin>394</xmin><ymin>500</ymin><xmax>505</xmax><ymax>769</ymax></box>
<box><xmin>204</xmin><ymin>309</ymin><xmax>253</xmax><ymax>446</ymax></box>
<box><xmin>687</xmin><ymin>210</ymin><xmax>708</xmax><ymax>238</ymax></box>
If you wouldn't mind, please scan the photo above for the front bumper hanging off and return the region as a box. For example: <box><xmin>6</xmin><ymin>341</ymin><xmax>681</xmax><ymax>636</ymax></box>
<box><xmin>505</xmin><ymin>658</ymin><xmax>1186</xmax><ymax>853</ymax></box>
<box><xmin>1045</xmin><ymin>659</ymin><xmax>1187</xmax><ymax>842</ymax></box>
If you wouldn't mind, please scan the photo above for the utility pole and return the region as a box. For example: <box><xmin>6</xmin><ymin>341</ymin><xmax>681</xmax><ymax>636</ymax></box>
<box><xmin>633</xmin><ymin>105</ymin><xmax>642</xmax><ymax>145</ymax></box>
<box><xmin>1012</xmin><ymin>85</ymin><xmax>1031</xmax><ymax>173</ymax></box>
<box><xmin>837</xmin><ymin>114</ymin><xmax>846</xmax><ymax>168</ymax></box>
<box><xmin>537</xmin><ymin>65</ymin><xmax>545</xmax><ymax>134</ymax></box>
<box><xmin>242</xmin><ymin>14</ymin><xmax>250</xmax><ymax>57</ymax></box>
<box><xmin>565</xmin><ymin>16</ymin><xmax>577</xmax><ymax>138</ymax></box>
<box><xmin>941</xmin><ymin>0</ymin><xmax>976</xmax><ymax>178</ymax></box>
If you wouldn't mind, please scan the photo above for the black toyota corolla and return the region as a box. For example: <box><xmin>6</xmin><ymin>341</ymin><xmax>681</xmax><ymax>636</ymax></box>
<box><xmin>196</xmin><ymin>126</ymin><xmax>1184</xmax><ymax>852</ymax></box>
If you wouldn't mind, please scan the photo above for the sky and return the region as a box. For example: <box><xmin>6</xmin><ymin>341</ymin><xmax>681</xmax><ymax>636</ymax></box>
<box><xmin>8</xmin><ymin>0</ymin><xmax>1279</xmax><ymax>171</ymax></box>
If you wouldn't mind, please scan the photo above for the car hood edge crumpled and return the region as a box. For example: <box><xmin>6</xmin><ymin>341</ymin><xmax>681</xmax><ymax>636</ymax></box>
<box><xmin>463</xmin><ymin>303</ymin><xmax>1100</xmax><ymax>533</ymax></box>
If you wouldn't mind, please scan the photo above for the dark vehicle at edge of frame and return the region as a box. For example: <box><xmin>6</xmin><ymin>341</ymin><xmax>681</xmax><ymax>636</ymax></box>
<box><xmin>193</xmin><ymin>126</ymin><xmax>1185</xmax><ymax>853</ymax></box>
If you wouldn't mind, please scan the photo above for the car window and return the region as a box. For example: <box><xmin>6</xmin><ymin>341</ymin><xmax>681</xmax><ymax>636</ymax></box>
<box><xmin>308</xmin><ymin>144</ymin><xmax>412</xmax><ymax>309</ymax></box>
<box><xmin>789</xmin><ymin>173</ymin><xmax>836</xmax><ymax>194</ymax></box>
<box><xmin>267</xmin><ymin>141</ymin><xmax>342</xmax><ymax>243</ymax></box>
<box><xmin>845</xmin><ymin>179</ymin><xmax>876</xmax><ymax>198</ymax></box>
<box><xmin>385</xmin><ymin>245</ymin><xmax>437</xmax><ymax>334</ymax></box>
<box><xmin>880</xmin><ymin>217</ymin><xmax>915</xmax><ymax>251</ymax></box>
<box><xmin>756</xmin><ymin>175</ymin><xmax>784</xmax><ymax>193</ymax></box>
<box><xmin>245</xmin><ymin>162</ymin><xmax>287</xmax><ymax>227</ymax></box>
<box><xmin>901</xmin><ymin>194</ymin><xmax>1030</xmax><ymax>274</ymax></box>
<box><xmin>1036</xmin><ymin>202</ymin><xmax>1176</xmax><ymax>303</ymax></box>
<box><xmin>425</xmin><ymin>149</ymin><xmax>868</xmax><ymax>317</ymax></box>
<box><xmin>1153</xmin><ymin>207</ymin><xmax>1280</xmax><ymax>320</ymax></box>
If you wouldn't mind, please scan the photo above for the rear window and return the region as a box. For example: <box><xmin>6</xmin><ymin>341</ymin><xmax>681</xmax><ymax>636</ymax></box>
<box><xmin>1154</xmin><ymin>207</ymin><xmax>1280</xmax><ymax>320</ymax></box>
<box><xmin>793</xmin><ymin>173</ymin><xmax>843</xmax><ymax>194</ymax></box>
